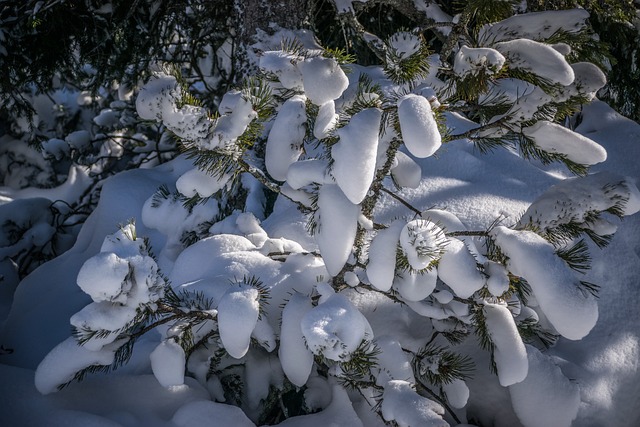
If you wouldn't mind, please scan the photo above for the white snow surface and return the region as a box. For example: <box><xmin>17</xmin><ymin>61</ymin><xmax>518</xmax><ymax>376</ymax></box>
<box><xmin>176</xmin><ymin>167</ymin><xmax>230</xmax><ymax>198</ymax></box>
<box><xmin>509</xmin><ymin>345</ymin><xmax>580</xmax><ymax>427</ymax></box>
<box><xmin>397</xmin><ymin>94</ymin><xmax>442</xmax><ymax>158</ymax></box>
<box><xmin>399</xmin><ymin>219</ymin><xmax>446</xmax><ymax>270</ymax></box>
<box><xmin>490</xmin><ymin>226</ymin><xmax>599</xmax><ymax>340</ymax></box>
<box><xmin>259</xmin><ymin>51</ymin><xmax>304</xmax><ymax>90</ymax></box>
<box><xmin>331</xmin><ymin>108</ymin><xmax>382</xmax><ymax>204</ymax></box>
<box><xmin>313</xmin><ymin>100</ymin><xmax>338</xmax><ymax>140</ymax></box>
<box><xmin>172</xmin><ymin>400</ymin><xmax>255</xmax><ymax>427</ymax></box>
<box><xmin>442</xmin><ymin>379</ymin><xmax>470</xmax><ymax>409</ymax></box>
<box><xmin>76</xmin><ymin>252</ymin><xmax>130</xmax><ymax>303</ymax></box>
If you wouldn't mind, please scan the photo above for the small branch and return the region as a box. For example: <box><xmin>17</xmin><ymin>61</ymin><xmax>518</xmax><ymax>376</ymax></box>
<box><xmin>415</xmin><ymin>381</ymin><xmax>462</xmax><ymax>425</ymax></box>
<box><xmin>448</xmin><ymin>115</ymin><xmax>514</xmax><ymax>141</ymax></box>
<box><xmin>331</xmin><ymin>2</ymin><xmax>387</xmax><ymax>62</ymax></box>
<box><xmin>446</xmin><ymin>230</ymin><xmax>489</xmax><ymax>237</ymax></box>
<box><xmin>380</xmin><ymin>187</ymin><xmax>422</xmax><ymax>216</ymax></box>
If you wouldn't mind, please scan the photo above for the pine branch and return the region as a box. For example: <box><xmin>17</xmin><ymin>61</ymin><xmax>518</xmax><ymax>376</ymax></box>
<box><xmin>381</xmin><ymin>187</ymin><xmax>422</xmax><ymax>216</ymax></box>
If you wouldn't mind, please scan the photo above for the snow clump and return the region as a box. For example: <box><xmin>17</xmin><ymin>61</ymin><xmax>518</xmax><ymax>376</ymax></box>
<box><xmin>454</xmin><ymin>45</ymin><xmax>505</xmax><ymax>77</ymax></box>
<box><xmin>399</xmin><ymin>219</ymin><xmax>447</xmax><ymax>270</ymax></box>
<box><xmin>397</xmin><ymin>94</ymin><xmax>442</xmax><ymax>158</ymax></box>
<box><xmin>331</xmin><ymin>108</ymin><xmax>382</xmax><ymax>204</ymax></box>
<box><xmin>300</xmin><ymin>293</ymin><xmax>373</xmax><ymax>361</ymax></box>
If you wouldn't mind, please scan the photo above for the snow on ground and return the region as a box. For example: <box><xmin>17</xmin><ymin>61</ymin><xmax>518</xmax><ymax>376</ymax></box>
<box><xmin>0</xmin><ymin>101</ymin><xmax>639</xmax><ymax>426</ymax></box>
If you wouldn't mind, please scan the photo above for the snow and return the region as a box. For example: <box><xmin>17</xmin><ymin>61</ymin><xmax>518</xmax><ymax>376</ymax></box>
<box><xmin>485</xmin><ymin>261</ymin><xmax>510</xmax><ymax>297</ymax></box>
<box><xmin>399</xmin><ymin>219</ymin><xmax>446</xmax><ymax>270</ymax></box>
<box><xmin>3</xmin><ymin>25</ymin><xmax>640</xmax><ymax>427</ymax></box>
<box><xmin>298</xmin><ymin>57</ymin><xmax>349</xmax><ymax>105</ymax></box>
<box><xmin>394</xmin><ymin>269</ymin><xmax>437</xmax><ymax>302</ymax></box>
<box><xmin>35</xmin><ymin>337</ymin><xmax>119</xmax><ymax>395</ymax></box>
<box><xmin>522</xmin><ymin>120</ymin><xmax>607</xmax><ymax>165</ymax></box>
<box><xmin>453</xmin><ymin>46</ymin><xmax>505</xmax><ymax>77</ymax></box>
<box><xmin>135</xmin><ymin>73</ymin><xmax>178</xmax><ymax>121</ymax></box>
<box><xmin>483</xmin><ymin>303</ymin><xmax>529</xmax><ymax>387</ymax></box>
<box><xmin>331</xmin><ymin>107</ymin><xmax>382</xmax><ymax>204</ymax></box>
<box><xmin>490</xmin><ymin>226</ymin><xmax>599</xmax><ymax>340</ymax></box>
<box><xmin>509</xmin><ymin>345</ymin><xmax>580</xmax><ymax>427</ymax></box>
<box><xmin>442</xmin><ymin>379</ymin><xmax>469</xmax><ymax>409</ymax></box>
<box><xmin>172</xmin><ymin>400</ymin><xmax>255</xmax><ymax>427</ymax></box>
<box><xmin>278</xmin><ymin>293</ymin><xmax>314</xmax><ymax>387</ymax></box>
<box><xmin>519</xmin><ymin>171</ymin><xmax>640</xmax><ymax>230</ymax></box>
<box><xmin>494</xmin><ymin>39</ymin><xmax>575</xmax><ymax>86</ymax></box>
<box><xmin>479</xmin><ymin>9</ymin><xmax>590</xmax><ymax>44</ymax></box>
<box><xmin>314</xmin><ymin>100</ymin><xmax>338</xmax><ymax>139</ymax></box>
<box><xmin>388</xmin><ymin>32</ymin><xmax>422</xmax><ymax>59</ymax></box>
<box><xmin>150</xmin><ymin>340</ymin><xmax>186</xmax><ymax>388</ymax></box>
<box><xmin>397</xmin><ymin>94</ymin><xmax>442</xmax><ymax>158</ymax></box>
<box><xmin>391</xmin><ymin>151</ymin><xmax>422</xmax><ymax>188</ymax></box>
<box><xmin>565</xmin><ymin>62</ymin><xmax>607</xmax><ymax>100</ymax></box>
<box><xmin>265</xmin><ymin>95</ymin><xmax>306</xmax><ymax>181</ymax></box>
<box><xmin>76</xmin><ymin>252</ymin><xmax>130</xmax><ymax>304</ymax></box>
<box><xmin>276</xmin><ymin>384</ymin><xmax>363</xmax><ymax>426</ymax></box>
<box><xmin>259</xmin><ymin>51</ymin><xmax>304</xmax><ymax>90</ymax></box>
<box><xmin>176</xmin><ymin>167</ymin><xmax>230</xmax><ymax>198</ymax></box>
<box><xmin>366</xmin><ymin>219</ymin><xmax>404</xmax><ymax>292</ymax></box>
<box><xmin>300</xmin><ymin>293</ymin><xmax>372</xmax><ymax>361</ymax></box>
<box><xmin>375</xmin><ymin>336</ymin><xmax>415</xmax><ymax>385</ymax></box>
<box><xmin>380</xmin><ymin>380</ymin><xmax>447</xmax><ymax>427</ymax></box>
<box><xmin>217</xmin><ymin>284</ymin><xmax>260</xmax><ymax>359</ymax></box>
<box><xmin>315</xmin><ymin>184</ymin><xmax>359</xmax><ymax>276</ymax></box>
<box><xmin>437</xmin><ymin>237</ymin><xmax>485</xmax><ymax>299</ymax></box>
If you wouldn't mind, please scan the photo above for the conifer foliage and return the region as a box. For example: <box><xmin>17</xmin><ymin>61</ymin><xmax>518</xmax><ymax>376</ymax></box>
<box><xmin>3</xmin><ymin>1</ymin><xmax>640</xmax><ymax>426</ymax></box>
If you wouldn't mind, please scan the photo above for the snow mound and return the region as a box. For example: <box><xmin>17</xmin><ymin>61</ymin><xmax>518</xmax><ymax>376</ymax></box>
<box><xmin>218</xmin><ymin>284</ymin><xmax>260</xmax><ymax>358</ymax></box>
<box><xmin>522</xmin><ymin>121</ymin><xmax>607</xmax><ymax>165</ymax></box>
<box><xmin>366</xmin><ymin>220</ymin><xmax>404</xmax><ymax>292</ymax></box>
<box><xmin>397</xmin><ymin>94</ymin><xmax>441</xmax><ymax>158</ymax></box>
<box><xmin>150</xmin><ymin>340</ymin><xmax>186</xmax><ymax>387</ymax></box>
<box><xmin>172</xmin><ymin>400</ymin><xmax>256</xmax><ymax>427</ymax></box>
<box><xmin>381</xmin><ymin>380</ymin><xmax>447</xmax><ymax>427</ymax></box>
<box><xmin>484</xmin><ymin>303</ymin><xmax>528</xmax><ymax>386</ymax></box>
<box><xmin>279</xmin><ymin>293</ymin><xmax>315</xmax><ymax>387</ymax></box>
<box><xmin>265</xmin><ymin>95</ymin><xmax>306</xmax><ymax>181</ymax></box>
<box><xmin>331</xmin><ymin>108</ymin><xmax>382</xmax><ymax>204</ymax></box>
<box><xmin>301</xmin><ymin>293</ymin><xmax>373</xmax><ymax>361</ymax></box>
<box><xmin>315</xmin><ymin>184</ymin><xmax>359</xmax><ymax>276</ymax></box>
<box><xmin>399</xmin><ymin>219</ymin><xmax>446</xmax><ymax>270</ymax></box>
<box><xmin>494</xmin><ymin>39</ymin><xmax>574</xmax><ymax>86</ymax></box>
<box><xmin>299</xmin><ymin>56</ymin><xmax>349</xmax><ymax>105</ymax></box>
<box><xmin>509</xmin><ymin>345</ymin><xmax>580</xmax><ymax>427</ymax></box>
<box><xmin>454</xmin><ymin>46</ymin><xmax>505</xmax><ymax>77</ymax></box>
<box><xmin>490</xmin><ymin>226</ymin><xmax>598</xmax><ymax>340</ymax></box>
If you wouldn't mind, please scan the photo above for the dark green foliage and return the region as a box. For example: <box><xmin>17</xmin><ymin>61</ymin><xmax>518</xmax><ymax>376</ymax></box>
<box><xmin>413</xmin><ymin>343</ymin><xmax>475</xmax><ymax>387</ymax></box>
